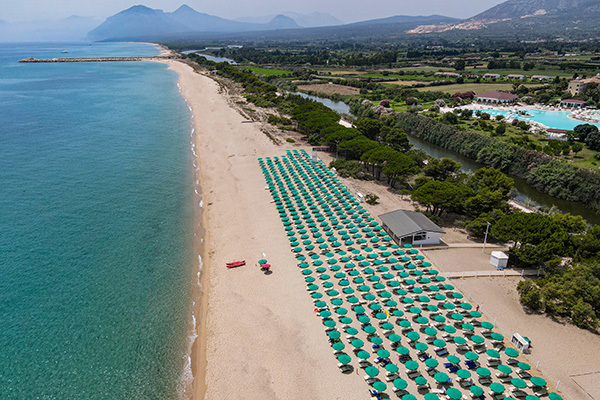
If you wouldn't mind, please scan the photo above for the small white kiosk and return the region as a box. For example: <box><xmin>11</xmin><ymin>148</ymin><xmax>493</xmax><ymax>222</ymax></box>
<box><xmin>490</xmin><ymin>251</ymin><xmax>509</xmax><ymax>269</ymax></box>
<box><xmin>511</xmin><ymin>333</ymin><xmax>530</xmax><ymax>352</ymax></box>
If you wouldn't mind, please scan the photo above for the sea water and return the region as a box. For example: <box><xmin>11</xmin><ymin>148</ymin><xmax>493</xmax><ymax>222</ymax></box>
<box><xmin>0</xmin><ymin>42</ymin><xmax>194</xmax><ymax>398</ymax></box>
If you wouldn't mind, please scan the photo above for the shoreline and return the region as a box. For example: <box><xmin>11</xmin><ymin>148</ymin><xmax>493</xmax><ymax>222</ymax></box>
<box><xmin>160</xmin><ymin>59</ymin><xmax>210</xmax><ymax>400</ymax></box>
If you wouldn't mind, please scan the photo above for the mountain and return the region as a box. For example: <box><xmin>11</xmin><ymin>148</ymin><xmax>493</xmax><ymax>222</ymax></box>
<box><xmin>235</xmin><ymin>11</ymin><xmax>343</xmax><ymax>27</ymax></box>
<box><xmin>169</xmin><ymin>4</ymin><xmax>255</xmax><ymax>32</ymax></box>
<box><xmin>0</xmin><ymin>16</ymin><xmax>103</xmax><ymax>42</ymax></box>
<box><xmin>263</xmin><ymin>15</ymin><xmax>301</xmax><ymax>30</ymax></box>
<box><xmin>472</xmin><ymin>0</ymin><xmax>600</xmax><ymax>21</ymax></box>
<box><xmin>88</xmin><ymin>4</ymin><xmax>303</xmax><ymax>41</ymax></box>
<box><xmin>408</xmin><ymin>0</ymin><xmax>600</xmax><ymax>37</ymax></box>
<box><xmin>349</xmin><ymin>14</ymin><xmax>459</xmax><ymax>26</ymax></box>
<box><xmin>88</xmin><ymin>5</ymin><xmax>192</xmax><ymax>41</ymax></box>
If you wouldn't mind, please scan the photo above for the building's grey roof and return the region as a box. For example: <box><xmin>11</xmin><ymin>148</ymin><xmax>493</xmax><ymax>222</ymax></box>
<box><xmin>379</xmin><ymin>210</ymin><xmax>446</xmax><ymax>238</ymax></box>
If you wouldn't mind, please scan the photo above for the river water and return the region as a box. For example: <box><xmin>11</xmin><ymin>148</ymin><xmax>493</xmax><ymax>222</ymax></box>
<box><xmin>299</xmin><ymin>93</ymin><xmax>600</xmax><ymax>224</ymax></box>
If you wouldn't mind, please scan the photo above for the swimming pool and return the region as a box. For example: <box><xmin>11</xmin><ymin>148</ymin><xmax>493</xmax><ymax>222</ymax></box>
<box><xmin>479</xmin><ymin>108</ymin><xmax>600</xmax><ymax>131</ymax></box>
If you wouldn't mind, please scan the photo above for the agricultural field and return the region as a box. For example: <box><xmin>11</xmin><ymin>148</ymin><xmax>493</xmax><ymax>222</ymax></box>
<box><xmin>238</xmin><ymin>66</ymin><xmax>292</xmax><ymax>76</ymax></box>
<box><xmin>416</xmin><ymin>83</ymin><xmax>543</xmax><ymax>94</ymax></box>
<box><xmin>296</xmin><ymin>83</ymin><xmax>360</xmax><ymax>96</ymax></box>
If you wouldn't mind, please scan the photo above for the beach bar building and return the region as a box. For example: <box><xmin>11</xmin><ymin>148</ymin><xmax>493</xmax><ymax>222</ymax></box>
<box><xmin>379</xmin><ymin>209</ymin><xmax>445</xmax><ymax>246</ymax></box>
<box><xmin>474</xmin><ymin>91</ymin><xmax>518</xmax><ymax>104</ymax></box>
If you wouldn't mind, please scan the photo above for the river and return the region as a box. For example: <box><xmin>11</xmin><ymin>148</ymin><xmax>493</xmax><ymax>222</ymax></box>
<box><xmin>300</xmin><ymin>93</ymin><xmax>600</xmax><ymax>224</ymax></box>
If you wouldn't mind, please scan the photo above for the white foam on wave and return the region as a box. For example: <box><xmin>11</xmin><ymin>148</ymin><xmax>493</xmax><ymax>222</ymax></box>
<box><xmin>176</xmin><ymin>253</ymin><xmax>203</xmax><ymax>399</ymax></box>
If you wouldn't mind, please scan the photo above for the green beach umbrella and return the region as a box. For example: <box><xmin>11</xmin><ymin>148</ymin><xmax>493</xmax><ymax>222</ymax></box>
<box><xmin>446</xmin><ymin>388</ymin><xmax>462</xmax><ymax>400</ymax></box>
<box><xmin>328</xmin><ymin>330</ymin><xmax>341</xmax><ymax>340</ymax></box>
<box><xmin>434</xmin><ymin>371</ymin><xmax>449</xmax><ymax>383</ymax></box>
<box><xmin>469</xmin><ymin>311</ymin><xmax>482</xmax><ymax>318</ymax></box>
<box><xmin>490</xmin><ymin>383</ymin><xmax>505</xmax><ymax>394</ymax></box>
<box><xmin>476</xmin><ymin>367</ymin><xmax>491</xmax><ymax>377</ymax></box>
<box><xmin>453</xmin><ymin>337</ymin><xmax>467</xmax><ymax>345</ymax></box>
<box><xmin>340</xmin><ymin>317</ymin><xmax>352</xmax><ymax>324</ymax></box>
<box><xmin>444</xmin><ymin>325</ymin><xmax>456</xmax><ymax>334</ymax></box>
<box><xmin>491</xmin><ymin>332</ymin><xmax>504</xmax><ymax>341</ymax></box>
<box><xmin>324</xmin><ymin>320</ymin><xmax>336</xmax><ymax>327</ymax></box>
<box><xmin>424</xmin><ymin>327</ymin><xmax>437</xmax><ymax>336</ymax></box>
<box><xmin>351</xmin><ymin>339</ymin><xmax>364</xmax><ymax>348</ymax></box>
<box><xmin>518</xmin><ymin>362</ymin><xmax>531</xmax><ymax>371</ymax></box>
<box><xmin>258</xmin><ymin>259</ymin><xmax>267</xmax><ymax>265</ymax></box>
<box><xmin>363</xmin><ymin>326</ymin><xmax>376</xmax><ymax>334</ymax></box>
<box><xmin>497</xmin><ymin>364</ymin><xmax>512</xmax><ymax>375</ymax></box>
<box><xmin>370</xmin><ymin>336</ymin><xmax>383</xmax><ymax>344</ymax></box>
<box><xmin>505</xmin><ymin>347</ymin><xmax>519</xmax><ymax>358</ymax></box>
<box><xmin>465</xmin><ymin>352</ymin><xmax>479</xmax><ymax>361</ymax></box>
<box><xmin>530</xmin><ymin>377</ymin><xmax>547</xmax><ymax>387</ymax></box>
<box><xmin>398</xmin><ymin>320</ymin><xmax>411</xmax><ymax>328</ymax></box>
<box><xmin>402</xmin><ymin>395</ymin><xmax>416</xmax><ymax>400</ymax></box>
<box><xmin>526</xmin><ymin>396</ymin><xmax>541</xmax><ymax>400</ymax></box>
<box><xmin>457</xmin><ymin>369</ymin><xmax>471</xmax><ymax>379</ymax></box>
<box><xmin>486</xmin><ymin>349</ymin><xmax>501</xmax><ymax>358</ymax></box>
<box><xmin>337</xmin><ymin>354</ymin><xmax>351</xmax><ymax>364</ymax></box>
<box><xmin>389</xmin><ymin>334</ymin><xmax>402</xmax><ymax>343</ymax></box>
<box><xmin>471</xmin><ymin>335</ymin><xmax>485</xmax><ymax>344</ymax></box>
<box><xmin>433</xmin><ymin>339</ymin><xmax>447</xmax><ymax>348</ymax></box>
<box><xmin>511</xmin><ymin>378</ymin><xmax>527</xmax><ymax>389</ymax></box>
<box><xmin>450</xmin><ymin>313</ymin><xmax>464</xmax><ymax>321</ymax></box>
<box><xmin>393</xmin><ymin>378</ymin><xmax>408</xmax><ymax>390</ymax></box>
<box><xmin>462</xmin><ymin>323</ymin><xmax>474</xmax><ymax>331</ymax></box>
<box><xmin>548</xmin><ymin>393</ymin><xmax>564</xmax><ymax>400</ymax></box>
<box><xmin>335</xmin><ymin>307</ymin><xmax>348</xmax><ymax>315</ymax></box>
<box><xmin>447</xmin><ymin>355</ymin><xmax>460</xmax><ymax>364</ymax></box>
<box><xmin>365</xmin><ymin>366</ymin><xmax>379</xmax><ymax>377</ymax></box>
<box><xmin>470</xmin><ymin>386</ymin><xmax>484</xmax><ymax>397</ymax></box>
<box><xmin>407</xmin><ymin>331</ymin><xmax>420</xmax><ymax>341</ymax></box>
<box><xmin>357</xmin><ymin>350</ymin><xmax>370</xmax><ymax>360</ymax></box>
<box><xmin>415</xmin><ymin>342</ymin><xmax>428</xmax><ymax>352</ymax></box>
<box><xmin>381</xmin><ymin>322</ymin><xmax>394</xmax><ymax>330</ymax></box>
<box><xmin>416</xmin><ymin>316</ymin><xmax>429</xmax><ymax>325</ymax></box>
<box><xmin>346</xmin><ymin>327</ymin><xmax>358</xmax><ymax>335</ymax></box>
<box><xmin>333</xmin><ymin>342</ymin><xmax>345</xmax><ymax>351</ymax></box>
<box><xmin>415</xmin><ymin>376</ymin><xmax>428</xmax><ymax>386</ymax></box>
<box><xmin>385</xmin><ymin>363</ymin><xmax>399</xmax><ymax>373</ymax></box>
<box><xmin>426</xmin><ymin>358</ymin><xmax>439</xmax><ymax>368</ymax></box>
<box><xmin>396</xmin><ymin>346</ymin><xmax>410</xmax><ymax>355</ymax></box>
<box><xmin>377</xmin><ymin>349</ymin><xmax>391</xmax><ymax>358</ymax></box>
<box><xmin>358</xmin><ymin>316</ymin><xmax>370</xmax><ymax>324</ymax></box>
<box><xmin>405</xmin><ymin>360</ymin><xmax>419</xmax><ymax>371</ymax></box>
<box><xmin>424</xmin><ymin>393</ymin><xmax>440</xmax><ymax>400</ymax></box>
<box><xmin>480</xmin><ymin>321</ymin><xmax>493</xmax><ymax>329</ymax></box>
<box><xmin>372</xmin><ymin>381</ymin><xmax>386</xmax><ymax>392</ymax></box>
<box><xmin>347</xmin><ymin>296</ymin><xmax>359</xmax><ymax>304</ymax></box>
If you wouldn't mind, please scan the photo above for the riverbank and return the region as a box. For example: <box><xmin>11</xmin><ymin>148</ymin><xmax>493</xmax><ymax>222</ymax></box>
<box><xmin>159</xmin><ymin>59</ymin><xmax>367</xmax><ymax>400</ymax></box>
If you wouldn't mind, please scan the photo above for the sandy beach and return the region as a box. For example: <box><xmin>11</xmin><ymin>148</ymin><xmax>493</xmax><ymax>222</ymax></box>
<box><xmin>158</xmin><ymin>58</ymin><xmax>599</xmax><ymax>400</ymax></box>
<box><xmin>160</xmin><ymin>60</ymin><xmax>367</xmax><ymax>400</ymax></box>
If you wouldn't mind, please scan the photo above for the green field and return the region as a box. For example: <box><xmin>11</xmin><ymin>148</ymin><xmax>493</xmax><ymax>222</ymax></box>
<box><xmin>415</xmin><ymin>83</ymin><xmax>543</xmax><ymax>94</ymax></box>
<box><xmin>239</xmin><ymin>66</ymin><xmax>292</xmax><ymax>76</ymax></box>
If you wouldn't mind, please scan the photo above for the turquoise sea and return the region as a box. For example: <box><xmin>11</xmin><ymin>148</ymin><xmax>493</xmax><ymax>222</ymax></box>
<box><xmin>0</xmin><ymin>43</ymin><xmax>195</xmax><ymax>398</ymax></box>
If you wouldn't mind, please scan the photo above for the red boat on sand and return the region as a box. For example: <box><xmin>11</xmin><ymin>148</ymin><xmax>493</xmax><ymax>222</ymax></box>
<box><xmin>226</xmin><ymin>260</ymin><xmax>246</xmax><ymax>268</ymax></box>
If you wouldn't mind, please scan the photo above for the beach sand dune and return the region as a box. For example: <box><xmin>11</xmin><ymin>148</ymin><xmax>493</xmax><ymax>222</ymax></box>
<box><xmin>161</xmin><ymin>61</ymin><xmax>366</xmax><ymax>400</ymax></box>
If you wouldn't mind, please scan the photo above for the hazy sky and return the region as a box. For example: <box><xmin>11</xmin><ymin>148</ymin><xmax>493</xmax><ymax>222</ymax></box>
<box><xmin>1</xmin><ymin>0</ymin><xmax>506</xmax><ymax>22</ymax></box>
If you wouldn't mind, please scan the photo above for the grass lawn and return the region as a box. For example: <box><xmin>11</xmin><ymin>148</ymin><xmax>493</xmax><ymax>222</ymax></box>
<box><xmin>362</xmin><ymin>73</ymin><xmax>449</xmax><ymax>81</ymax></box>
<box><xmin>416</xmin><ymin>83</ymin><xmax>543</xmax><ymax>94</ymax></box>
<box><xmin>238</xmin><ymin>66</ymin><xmax>292</xmax><ymax>76</ymax></box>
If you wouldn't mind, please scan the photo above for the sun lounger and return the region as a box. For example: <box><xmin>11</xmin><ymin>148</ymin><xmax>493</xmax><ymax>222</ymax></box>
<box><xmin>479</xmin><ymin>377</ymin><xmax>492</xmax><ymax>385</ymax></box>
<box><xmin>517</xmin><ymin>370</ymin><xmax>531</xmax><ymax>379</ymax></box>
<box><xmin>449</xmin><ymin>366</ymin><xmax>459</xmax><ymax>373</ymax></box>
<box><xmin>506</xmin><ymin>358</ymin><xmax>518</xmax><ymax>365</ymax></box>
<box><xmin>406</xmin><ymin>370</ymin><xmax>420</xmax><ymax>379</ymax></box>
